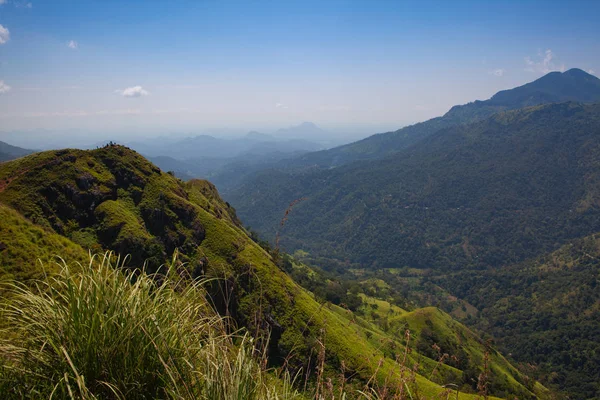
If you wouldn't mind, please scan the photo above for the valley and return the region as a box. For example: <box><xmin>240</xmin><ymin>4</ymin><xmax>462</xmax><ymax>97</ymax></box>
<box><xmin>1</xmin><ymin>3</ymin><xmax>599</xmax><ymax>397</ymax></box>
<box><xmin>0</xmin><ymin>145</ymin><xmax>548</xmax><ymax>399</ymax></box>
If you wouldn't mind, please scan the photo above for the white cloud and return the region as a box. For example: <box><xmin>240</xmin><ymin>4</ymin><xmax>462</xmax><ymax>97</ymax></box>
<box><xmin>117</xmin><ymin>86</ymin><xmax>150</xmax><ymax>98</ymax></box>
<box><xmin>524</xmin><ymin>49</ymin><xmax>566</xmax><ymax>74</ymax></box>
<box><xmin>0</xmin><ymin>24</ymin><xmax>10</xmax><ymax>44</ymax></box>
<box><xmin>0</xmin><ymin>80</ymin><xmax>11</xmax><ymax>94</ymax></box>
<box><xmin>589</xmin><ymin>69</ymin><xmax>596</xmax><ymax>75</ymax></box>
<box><xmin>275</xmin><ymin>102</ymin><xmax>288</xmax><ymax>109</ymax></box>
<box><xmin>67</xmin><ymin>40</ymin><xmax>78</xmax><ymax>49</ymax></box>
<box><xmin>489</xmin><ymin>69</ymin><xmax>504</xmax><ymax>77</ymax></box>
<box><xmin>14</xmin><ymin>1</ymin><xmax>32</xmax><ymax>8</ymax></box>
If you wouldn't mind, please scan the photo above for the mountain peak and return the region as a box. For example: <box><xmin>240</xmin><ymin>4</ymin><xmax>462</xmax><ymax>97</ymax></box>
<box><xmin>443</xmin><ymin>67</ymin><xmax>600</xmax><ymax>122</ymax></box>
<box><xmin>274</xmin><ymin>122</ymin><xmax>326</xmax><ymax>139</ymax></box>
<box><xmin>563</xmin><ymin>67</ymin><xmax>593</xmax><ymax>77</ymax></box>
<box><xmin>298</xmin><ymin>121</ymin><xmax>318</xmax><ymax>128</ymax></box>
<box><xmin>245</xmin><ymin>131</ymin><xmax>275</xmax><ymax>141</ymax></box>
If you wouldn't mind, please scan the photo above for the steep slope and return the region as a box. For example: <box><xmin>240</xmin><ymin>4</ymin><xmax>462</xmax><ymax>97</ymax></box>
<box><xmin>443</xmin><ymin>68</ymin><xmax>600</xmax><ymax>124</ymax></box>
<box><xmin>0</xmin><ymin>140</ymin><xmax>35</xmax><ymax>162</ymax></box>
<box><xmin>0</xmin><ymin>146</ymin><xmax>219</xmax><ymax>273</ymax></box>
<box><xmin>247</xmin><ymin>68</ymin><xmax>600</xmax><ymax>170</ymax></box>
<box><xmin>0</xmin><ymin>145</ymin><xmax>545</xmax><ymax>399</ymax></box>
<box><xmin>230</xmin><ymin>102</ymin><xmax>600</xmax><ymax>271</ymax></box>
<box><xmin>0</xmin><ymin>204</ymin><xmax>89</xmax><ymax>283</ymax></box>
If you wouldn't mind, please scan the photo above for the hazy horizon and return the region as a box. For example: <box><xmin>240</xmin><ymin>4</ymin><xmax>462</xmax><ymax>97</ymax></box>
<box><xmin>1</xmin><ymin>0</ymin><xmax>599</xmax><ymax>147</ymax></box>
<box><xmin>0</xmin><ymin>120</ymin><xmax>402</xmax><ymax>150</ymax></box>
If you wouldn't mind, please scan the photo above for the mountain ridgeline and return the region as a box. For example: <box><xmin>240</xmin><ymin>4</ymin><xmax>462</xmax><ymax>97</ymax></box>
<box><xmin>266</xmin><ymin>68</ymin><xmax>600</xmax><ymax>169</ymax></box>
<box><xmin>225</xmin><ymin>69</ymin><xmax>600</xmax><ymax>398</ymax></box>
<box><xmin>2</xmin><ymin>69</ymin><xmax>599</xmax><ymax>399</ymax></box>
<box><xmin>126</xmin><ymin>124</ymin><xmax>327</xmax><ymax>191</ymax></box>
<box><xmin>0</xmin><ymin>145</ymin><xmax>547</xmax><ymax>399</ymax></box>
<box><xmin>0</xmin><ymin>140</ymin><xmax>34</xmax><ymax>162</ymax></box>
<box><xmin>231</xmin><ymin>101</ymin><xmax>600</xmax><ymax>270</ymax></box>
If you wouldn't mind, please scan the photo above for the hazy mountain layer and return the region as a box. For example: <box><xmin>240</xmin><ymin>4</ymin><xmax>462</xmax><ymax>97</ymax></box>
<box><xmin>0</xmin><ymin>140</ymin><xmax>34</xmax><ymax>162</ymax></box>
<box><xmin>259</xmin><ymin>69</ymin><xmax>600</xmax><ymax>170</ymax></box>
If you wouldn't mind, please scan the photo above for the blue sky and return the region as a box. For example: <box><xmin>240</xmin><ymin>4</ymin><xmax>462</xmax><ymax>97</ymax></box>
<box><xmin>0</xmin><ymin>0</ymin><xmax>599</xmax><ymax>143</ymax></box>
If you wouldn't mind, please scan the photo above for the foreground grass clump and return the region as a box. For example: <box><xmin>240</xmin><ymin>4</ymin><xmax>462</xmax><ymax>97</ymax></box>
<box><xmin>0</xmin><ymin>253</ymin><xmax>299</xmax><ymax>400</ymax></box>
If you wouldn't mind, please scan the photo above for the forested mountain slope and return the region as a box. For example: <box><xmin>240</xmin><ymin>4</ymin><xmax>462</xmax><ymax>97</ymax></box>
<box><xmin>260</xmin><ymin>68</ymin><xmax>600</xmax><ymax>170</ymax></box>
<box><xmin>230</xmin><ymin>102</ymin><xmax>600</xmax><ymax>272</ymax></box>
<box><xmin>228</xmin><ymin>101</ymin><xmax>600</xmax><ymax>398</ymax></box>
<box><xmin>436</xmin><ymin>233</ymin><xmax>600</xmax><ymax>399</ymax></box>
<box><xmin>0</xmin><ymin>145</ymin><xmax>545</xmax><ymax>399</ymax></box>
<box><xmin>0</xmin><ymin>140</ymin><xmax>34</xmax><ymax>162</ymax></box>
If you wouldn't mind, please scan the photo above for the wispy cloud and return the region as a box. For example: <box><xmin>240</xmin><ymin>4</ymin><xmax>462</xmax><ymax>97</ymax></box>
<box><xmin>524</xmin><ymin>49</ymin><xmax>565</xmax><ymax>74</ymax></box>
<box><xmin>275</xmin><ymin>102</ymin><xmax>289</xmax><ymax>109</ymax></box>
<box><xmin>67</xmin><ymin>40</ymin><xmax>78</xmax><ymax>49</ymax></box>
<box><xmin>489</xmin><ymin>69</ymin><xmax>505</xmax><ymax>77</ymax></box>
<box><xmin>589</xmin><ymin>69</ymin><xmax>596</xmax><ymax>75</ymax></box>
<box><xmin>0</xmin><ymin>24</ymin><xmax>10</xmax><ymax>44</ymax></box>
<box><xmin>0</xmin><ymin>1</ymin><xmax>33</xmax><ymax>7</ymax></box>
<box><xmin>116</xmin><ymin>86</ymin><xmax>150</xmax><ymax>98</ymax></box>
<box><xmin>0</xmin><ymin>80</ymin><xmax>11</xmax><ymax>94</ymax></box>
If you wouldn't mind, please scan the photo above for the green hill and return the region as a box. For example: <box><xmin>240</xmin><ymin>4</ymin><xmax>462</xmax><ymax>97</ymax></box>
<box><xmin>0</xmin><ymin>203</ymin><xmax>89</xmax><ymax>283</ymax></box>
<box><xmin>0</xmin><ymin>145</ymin><xmax>546</xmax><ymax>399</ymax></box>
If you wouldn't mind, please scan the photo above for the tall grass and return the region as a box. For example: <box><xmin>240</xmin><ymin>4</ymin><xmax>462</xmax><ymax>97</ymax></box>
<box><xmin>0</xmin><ymin>252</ymin><xmax>300</xmax><ymax>400</ymax></box>
<box><xmin>0</xmin><ymin>251</ymin><xmax>462</xmax><ymax>400</ymax></box>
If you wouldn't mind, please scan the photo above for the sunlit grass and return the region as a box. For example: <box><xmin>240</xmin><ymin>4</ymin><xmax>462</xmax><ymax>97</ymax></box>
<box><xmin>0</xmin><ymin>252</ymin><xmax>301</xmax><ymax>400</ymax></box>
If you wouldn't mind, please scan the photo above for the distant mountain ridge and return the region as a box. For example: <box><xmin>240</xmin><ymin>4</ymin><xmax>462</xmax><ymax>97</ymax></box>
<box><xmin>0</xmin><ymin>140</ymin><xmax>35</xmax><ymax>162</ymax></box>
<box><xmin>126</xmin><ymin>123</ymin><xmax>326</xmax><ymax>161</ymax></box>
<box><xmin>127</xmin><ymin>124</ymin><xmax>329</xmax><ymax>187</ymax></box>
<box><xmin>228</xmin><ymin>100</ymin><xmax>600</xmax><ymax>398</ymax></box>
<box><xmin>275</xmin><ymin>121</ymin><xmax>328</xmax><ymax>140</ymax></box>
<box><xmin>274</xmin><ymin>68</ymin><xmax>600</xmax><ymax>170</ymax></box>
<box><xmin>230</xmin><ymin>101</ymin><xmax>600</xmax><ymax>269</ymax></box>
<box><xmin>444</xmin><ymin>68</ymin><xmax>600</xmax><ymax>123</ymax></box>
